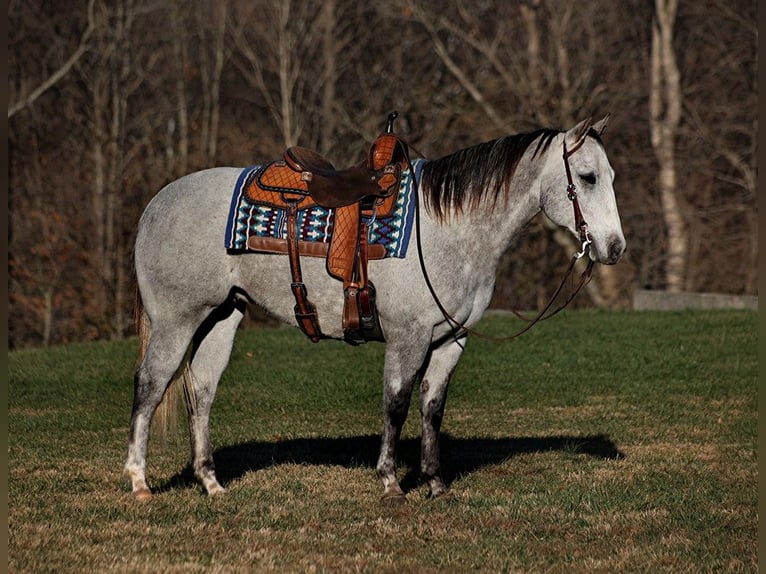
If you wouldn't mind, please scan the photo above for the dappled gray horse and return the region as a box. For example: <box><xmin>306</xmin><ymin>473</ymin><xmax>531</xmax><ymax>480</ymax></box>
<box><xmin>124</xmin><ymin>116</ymin><xmax>625</xmax><ymax>502</ymax></box>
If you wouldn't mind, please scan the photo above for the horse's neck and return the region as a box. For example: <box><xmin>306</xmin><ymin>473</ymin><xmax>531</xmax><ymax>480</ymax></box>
<box><xmin>421</xmin><ymin>163</ymin><xmax>543</xmax><ymax>266</ymax></box>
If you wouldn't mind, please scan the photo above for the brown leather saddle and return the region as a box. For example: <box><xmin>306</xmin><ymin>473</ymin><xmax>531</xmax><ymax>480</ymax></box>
<box><xmin>244</xmin><ymin>112</ymin><xmax>409</xmax><ymax>344</ymax></box>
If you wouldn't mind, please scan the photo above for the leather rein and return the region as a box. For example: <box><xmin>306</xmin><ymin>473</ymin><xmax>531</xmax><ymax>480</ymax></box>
<box><xmin>411</xmin><ymin>135</ymin><xmax>596</xmax><ymax>343</ymax></box>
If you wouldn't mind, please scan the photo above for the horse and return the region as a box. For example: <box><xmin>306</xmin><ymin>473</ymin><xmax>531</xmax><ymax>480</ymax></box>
<box><xmin>124</xmin><ymin>115</ymin><xmax>626</xmax><ymax>503</ymax></box>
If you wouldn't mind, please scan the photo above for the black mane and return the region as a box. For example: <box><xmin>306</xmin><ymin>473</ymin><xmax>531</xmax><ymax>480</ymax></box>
<box><xmin>421</xmin><ymin>128</ymin><xmax>561</xmax><ymax>221</ymax></box>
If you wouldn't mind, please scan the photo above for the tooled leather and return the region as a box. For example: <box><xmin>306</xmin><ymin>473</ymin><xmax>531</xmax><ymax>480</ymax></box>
<box><xmin>246</xmin><ymin>162</ymin><xmax>315</xmax><ymax>208</ymax></box>
<box><xmin>247</xmin><ymin>236</ymin><xmax>387</xmax><ymax>260</ymax></box>
<box><xmin>327</xmin><ymin>204</ymin><xmax>360</xmax><ymax>282</ymax></box>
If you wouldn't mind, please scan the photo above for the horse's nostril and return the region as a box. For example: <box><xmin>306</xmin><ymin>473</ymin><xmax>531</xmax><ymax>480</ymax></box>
<box><xmin>609</xmin><ymin>240</ymin><xmax>626</xmax><ymax>262</ymax></box>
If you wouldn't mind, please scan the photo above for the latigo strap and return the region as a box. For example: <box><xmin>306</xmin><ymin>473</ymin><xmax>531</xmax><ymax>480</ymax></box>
<box><xmin>285</xmin><ymin>201</ymin><xmax>323</xmax><ymax>342</ymax></box>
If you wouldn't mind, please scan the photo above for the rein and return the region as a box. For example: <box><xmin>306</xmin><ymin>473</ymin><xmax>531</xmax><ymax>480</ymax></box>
<box><xmin>409</xmin><ymin>135</ymin><xmax>595</xmax><ymax>343</ymax></box>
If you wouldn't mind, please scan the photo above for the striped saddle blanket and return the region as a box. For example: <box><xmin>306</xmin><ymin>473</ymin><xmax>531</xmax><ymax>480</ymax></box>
<box><xmin>224</xmin><ymin>159</ymin><xmax>423</xmax><ymax>259</ymax></box>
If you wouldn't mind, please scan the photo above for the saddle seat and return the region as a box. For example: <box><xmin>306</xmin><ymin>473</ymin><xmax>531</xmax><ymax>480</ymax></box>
<box><xmin>244</xmin><ymin>111</ymin><xmax>410</xmax><ymax>344</ymax></box>
<box><xmin>283</xmin><ymin>147</ymin><xmax>382</xmax><ymax>209</ymax></box>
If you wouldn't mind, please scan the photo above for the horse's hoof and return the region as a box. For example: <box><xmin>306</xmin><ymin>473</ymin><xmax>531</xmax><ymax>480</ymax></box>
<box><xmin>206</xmin><ymin>484</ymin><xmax>226</xmax><ymax>497</ymax></box>
<box><xmin>427</xmin><ymin>478</ymin><xmax>450</xmax><ymax>499</ymax></box>
<box><xmin>381</xmin><ymin>492</ymin><xmax>407</xmax><ymax>506</ymax></box>
<box><xmin>380</xmin><ymin>484</ymin><xmax>406</xmax><ymax>505</ymax></box>
<box><xmin>133</xmin><ymin>488</ymin><xmax>153</xmax><ymax>501</ymax></box>
<box><xmin>428</xmin><ymin>487</ymin><xmax>451</xmax><ymax>500</ymax></box>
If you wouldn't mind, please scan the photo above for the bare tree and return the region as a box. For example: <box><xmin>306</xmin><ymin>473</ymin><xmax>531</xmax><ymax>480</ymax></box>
<box><xmin>6</xmin><ymin>0</ymin><xmax>757</xmax><ymax>348</ymax></box>
<box><xmin>7</xmin><ymin>0</ymin><xmax>96</xmax><ymax>118</ymax></box>
<box><xmin>406</xmin><ymin>1</ymin><xmax>512</xmax><ymax>133</ymax></box>
<box><xmin>87</xmin><ymin>0</ymin><xmax>137</xmax><ymax>337</ymax></box>
<box><xmin>679</xmin><ymin>0</ymin><xmax>757</xmax><ymax>295</ymax></box>
<box><xmin>404</xmin><ymin>0</ymin><xmax>628</xmax><ymax>306</ymax></box>
<box><xmin>229</xmin><ymin>0</ymin><xmax>322</xmax><ymax>149</ymax></box>
<box><xmin>168</xmin><ymin>0</ymin><xmax>190</xmax><ymax>177</ymax></box>
<box><xmin>319</xmin><ymin>0</ymin><xmax>337</xmax><ymax>154</ymax></box>
<box><xmin>650</xmin><ymin>0</ymin><xmax>685</xmax><ymax>292</ymax></box>
<box><xmin>198</xmin><ymin>0</ymin><xmax>229</xmax><ymax>165</ymax></box>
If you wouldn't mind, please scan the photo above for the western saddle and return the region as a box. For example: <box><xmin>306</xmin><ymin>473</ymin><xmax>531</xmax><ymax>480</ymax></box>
<box><xmin>244</xmin><ymin>112</ymin><xmax>410</xmax><ymax>344</ymax></box>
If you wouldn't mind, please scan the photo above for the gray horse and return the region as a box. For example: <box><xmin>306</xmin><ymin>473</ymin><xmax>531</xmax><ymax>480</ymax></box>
<box><xmin>124</xmin><ymin>116</ymin><xmax>625</xmax><ymax>502</ymax></box>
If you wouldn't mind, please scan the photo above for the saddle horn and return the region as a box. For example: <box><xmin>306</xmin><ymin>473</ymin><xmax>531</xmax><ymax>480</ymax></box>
<box><xmin>385</xmin><ymin>111</ymin><xmax>398</xmax><ymax>134</ymax></box>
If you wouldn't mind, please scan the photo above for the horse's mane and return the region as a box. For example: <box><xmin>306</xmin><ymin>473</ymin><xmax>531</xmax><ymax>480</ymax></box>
<box><xmin>420</xmin><ymin>128</ymin><xmax>561</xmax><ymax>221</ymax></box>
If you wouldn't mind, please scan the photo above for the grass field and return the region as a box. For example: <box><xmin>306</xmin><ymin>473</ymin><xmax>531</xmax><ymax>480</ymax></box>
<box><xmin>8</xmin><ymin>310</ymin><xmax>757</xmax><ymax>573</ymax></box>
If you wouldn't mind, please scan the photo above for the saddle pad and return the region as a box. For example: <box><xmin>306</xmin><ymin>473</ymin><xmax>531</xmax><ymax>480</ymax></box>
<box><xmin>225</xmin><ymin>160</ymin><xmax>424</xmax><ymax>259</ymax></box>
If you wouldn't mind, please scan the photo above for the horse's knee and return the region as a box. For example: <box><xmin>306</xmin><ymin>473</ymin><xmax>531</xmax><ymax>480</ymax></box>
<box><xmin>384</xmin><ymin>376</ymin><xmax>417</xmax><ymax>418</ymax></box>
<box><xmin>420</xmin><ymin>378</ymin><xmax>448</xmax><ymax>421</ymax></box>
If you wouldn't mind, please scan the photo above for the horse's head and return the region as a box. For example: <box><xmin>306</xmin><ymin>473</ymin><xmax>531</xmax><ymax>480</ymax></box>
<box><xmin>539</xmin><ymin>116</ymin><xmax>626</xmax><ymax>265</ymax></box>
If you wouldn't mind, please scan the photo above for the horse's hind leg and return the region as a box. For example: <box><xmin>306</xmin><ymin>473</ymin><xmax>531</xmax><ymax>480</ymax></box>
<box><xmin>125</xmin><ymin>321</ymin><xmax>196</xmax><ymax>500</ymax></box>
<box><xmin>184</xmin><ymin>299</ymin><xmax>245</xmax><ymax>496</ymax></box>
<box><xmin>419</xmin><ymin>336</ymin><xmax>466</xmax><ymax>498</ymax></box>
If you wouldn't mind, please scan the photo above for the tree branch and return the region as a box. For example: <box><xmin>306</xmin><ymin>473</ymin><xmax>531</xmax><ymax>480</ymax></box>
<box><xmin>407</xmin><ymin>1</ymin><xmax>511</xmax><ymax>132</ymax></box>
<box><xmin>8</xmin><ymin>0</ymin><xmax>96</xmax><ymax>119</ymax></box>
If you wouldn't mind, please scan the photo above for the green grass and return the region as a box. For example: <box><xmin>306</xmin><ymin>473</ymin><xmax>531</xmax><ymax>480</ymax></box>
<box><xmin>8</xmin><ymin>310</ymin><xmax>757</xmax><ymax>573</ymax></box>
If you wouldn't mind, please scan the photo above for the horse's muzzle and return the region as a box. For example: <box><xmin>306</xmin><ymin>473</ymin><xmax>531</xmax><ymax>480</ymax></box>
<box><xmin>590</xmin><ymin>235</ymin><xmax>626</xmax><ymax>265</ymax></box>
<box><xmin>603</xmin><ymin>236</ymin><xmax>626</xmax><ymax>265</ymax></box>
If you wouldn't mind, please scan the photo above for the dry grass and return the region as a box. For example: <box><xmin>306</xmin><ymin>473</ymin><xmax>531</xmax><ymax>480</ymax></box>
<box><xmin>8</xmin><ymin>310</ymin><xmax>757</xmax><ymax>573</ymax></box>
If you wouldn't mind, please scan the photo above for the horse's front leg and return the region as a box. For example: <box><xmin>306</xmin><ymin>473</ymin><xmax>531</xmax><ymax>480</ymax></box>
<box><xmin>419</xmin><ymin>336</ymin><xmax>465</xmax><ymax>498</ymax></box>
<box><xmin>376</xmin><ymin>334</ymin><xmax>431</xmax><ymax>503</ymax></box>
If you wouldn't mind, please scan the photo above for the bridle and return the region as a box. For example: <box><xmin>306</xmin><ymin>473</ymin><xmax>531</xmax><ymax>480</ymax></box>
<box><xmin>411</xmin><ymin>133</ymin><xmax>596</xmax><ymax>344</ymax></box>
<box><xmin>562</xmin><ymin>137</ymin><xmax>593</xmax><ymax>258</ymax></box>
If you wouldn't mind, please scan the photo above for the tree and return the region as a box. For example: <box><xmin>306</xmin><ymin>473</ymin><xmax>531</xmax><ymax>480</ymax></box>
<box><xmin>403</xmin><ymin>0</ymin><xmax>634</xmax><ymax>307</ymax></box>
<box><xmin>650</xmin><ymin>0</ymin><xmax>685</xmax><ymax>292</ymax></box>
<box><xmin>7</xmin><ymin>0</ymin><xmax>96</xmax><ymax>119</ymax></box>
<box><xmin>197</xmin><ymin>0</ymin><xmax>229</xmax><ymax>166</ymax></box>
<box><xmin>229</xmin><ymin>0</ymin><xmax>323</xmax><ymax>149</ymax></box>
<box><xmin>677</xmin><ymin>0</ymin><xmax>757</xmax><ymax>294</ymax></box>
<box><xmin>6</xmin><ymin>0</ymin><xmax>758</xmax><ymax>348</ymax></box>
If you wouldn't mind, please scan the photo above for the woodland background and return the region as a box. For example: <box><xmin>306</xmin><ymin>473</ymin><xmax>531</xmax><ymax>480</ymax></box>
<box><xmin>8</xmin><ymin>0</ymin><xmax>757</xmax><ymax>349</ymax></box>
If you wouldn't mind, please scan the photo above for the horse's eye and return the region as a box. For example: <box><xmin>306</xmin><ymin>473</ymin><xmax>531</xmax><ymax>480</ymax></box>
<box><xmin>581</xmin><ymin>173</ymin><xmax>597</xmax><ymax>185</ymax></box>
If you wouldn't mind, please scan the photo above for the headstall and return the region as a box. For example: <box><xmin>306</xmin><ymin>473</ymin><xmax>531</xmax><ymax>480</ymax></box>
<box><xmin>414</xmin><ymin>133</ymin><xmax>596</xmax><ymax>344</ymax></box>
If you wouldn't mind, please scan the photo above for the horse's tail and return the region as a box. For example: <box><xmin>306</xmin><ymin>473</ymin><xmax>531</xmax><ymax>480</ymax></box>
<box><xmin>134</xmin><ymin>287</ymin><xmax>150</xmax><ymax>368</ymax></box>
<box><xmin>134</xmin><ymin>288</ymin><xmax>190</xmax><ymax>446</ymax></box>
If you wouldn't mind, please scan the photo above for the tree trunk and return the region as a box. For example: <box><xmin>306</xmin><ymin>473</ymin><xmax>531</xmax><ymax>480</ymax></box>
<box><xmin>107</xmin><ymin>0</ymin><xmax>133</xmax><ymax>338</ymax></box>
<box><xmin>520</xmin><ymin>0</ymin><xmax>543</xmax><ymax>112</ymax></box>
<box><xmin>87</xmin><ymin>0</ymin><xmax>134</xmax><ymax>339</ymax></box>
<box><xmin>207</xmin><ymin>0</ymin><xmax>227</xmax><ymax>165</ymax></box>
<box><xmin>650</xmin><ymin>0</ymin><xmax>686</xmax><ymax>292</ymax></box>
<box><xmin>91</xmin><ymin>69</ymin><xmax>108</xmax><ymax>326</ymax></box>
<box><xmin>197</xmin><ymin>0</ymin><xmax>227</xmax><ymax>166</ymax></box>
<box><xmin>170</xmin><ymin>0</ymin><xmax>189</xmax><ymax>176</ymax></box>
<box><xmin>319</xmin><ymin>0</ymin><xmax>336</xmax><ymax>155</ymax></box>
<box><xmin>277</xmin><ymin>0</ymin><xmax>296</xmax><ymax>147</ymax></box>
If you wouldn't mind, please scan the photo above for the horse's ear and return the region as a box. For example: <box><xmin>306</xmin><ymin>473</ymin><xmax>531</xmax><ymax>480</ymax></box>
<box><xmin>591</xmin><ymin>114</ymin><xmax>610</xmax><ymax>136</ymax></box>
<box><xmin>565</xmin><ymin>117</ymin><xmax>592</xmax><ymax>149</ymax></box>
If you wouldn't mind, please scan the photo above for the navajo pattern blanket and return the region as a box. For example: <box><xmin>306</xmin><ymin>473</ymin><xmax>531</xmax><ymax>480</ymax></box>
<box><xmin>225</xmin><ymin>159</ymin><xmax>424</xmax><ymax>258</ymax></box>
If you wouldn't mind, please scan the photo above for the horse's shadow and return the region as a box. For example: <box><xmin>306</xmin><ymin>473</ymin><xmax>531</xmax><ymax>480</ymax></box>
<box><xmin>159</xmin><ymin>433</ymin><xmax>624</xmax><ymax>494</ymax></box>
